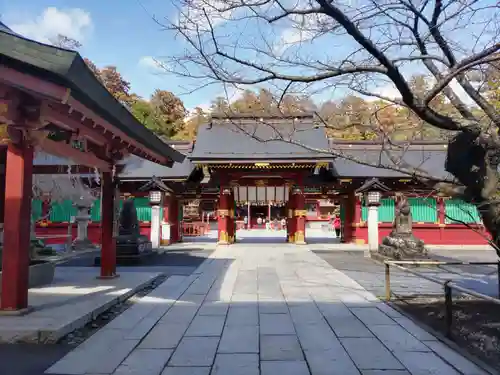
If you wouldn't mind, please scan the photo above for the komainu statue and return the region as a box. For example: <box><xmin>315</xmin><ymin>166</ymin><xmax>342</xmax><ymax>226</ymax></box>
<box><xmin>116</xmin><ymin>200</ymin><xmax>152</xmax><ymax>258</ymax></box>
<box><xmin>378</xmin><ymin>196</ymin><xmax>428</xmax><ymax>259</ymax></box>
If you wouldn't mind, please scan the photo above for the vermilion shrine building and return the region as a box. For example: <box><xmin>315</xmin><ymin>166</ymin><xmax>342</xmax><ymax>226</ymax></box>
<box><xmin>30</xmin><ymin>116</ymin><xmax>489</xmax><ymax>248</ymax></box>
<box><xmin>0</xmin><ymin>24</ymin><xmax>184</xmax><ymax>312</ymax></box>
<box><xmin>0</xmin><ymin>22</ymin><xmax>490</xmax><ymax>314</ymax></box>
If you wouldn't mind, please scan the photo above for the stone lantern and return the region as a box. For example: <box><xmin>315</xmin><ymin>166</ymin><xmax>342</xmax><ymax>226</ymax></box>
<box><xmin>139</xmin><ymin>176</ymin><xmax>170</xmax><ymax>250</ymax></box>
<box><xmin>355</xmin><ymin>178</ymin><xmax>390</xmax><ymax>254</ymax></box>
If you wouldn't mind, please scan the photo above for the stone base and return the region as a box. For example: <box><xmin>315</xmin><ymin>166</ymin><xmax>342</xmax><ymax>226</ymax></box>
<box><xmin>96</xmin><ymin>274</ymin><xmax>120</xmax><ymax>280</ymax></box>
<box><xmin>72</xmin><ymin>238</ymin><xmax>96</xmax><ymax>251</ymax></box>
<box><xmin>0</xmin><ymin>306</ymin><xmax>34</xmax><ymax>316</ymax></box>
<box><xmin>377</xmin><ymin>232</ymin><xmax>428</xmax><ymax>260</ymax></box>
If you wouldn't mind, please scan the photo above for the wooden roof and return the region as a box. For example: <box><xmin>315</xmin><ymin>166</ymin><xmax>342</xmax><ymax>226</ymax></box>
<box><xmin>0</xmin><ymin>26</ymin><xmax>184</xmax><ymax>167</ymax></box>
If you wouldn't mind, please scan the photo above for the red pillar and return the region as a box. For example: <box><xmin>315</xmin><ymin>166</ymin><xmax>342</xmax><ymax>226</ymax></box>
<box><xmin>438</xmin><ymin>197</ymin><xmax>446</xmax><ymax>242</ymax></box>
<box><xmin>0</xmin><ymin>147</ymin><xmax>6</xmax><ymax>243</ymax></box>
<box><xmin>354</xmin><ymin>194</ymin><xmax>362</xmax><ymax>243</ymax></box>
<box><xmin>287</xmin><ymin>188</ymin><xmax>296</xmax><ymax>243</ymax></box>
<box><xmin>1</xmin><ymin>142</ymin><xmax>34</xmax><ymax>312</ymax></box>
<box><xmin>230</xmin><ymin>190</ymin><xmax>236</xmax><ymax>242</ymax></box>
<box><xmin>292</xmin><ymin>187</ymin><xmax>307</xmax><ymax>245</ymax></box>
<box><xmin>163</xmin><ymin>194</ymin><xmax>180</xmax><ymax>244</ymax></box>
<box><xmin>217</xmin><ymin>188</ymin><xmax>234</xmax><ymax>244</ymax></box>
<box><xmin>344</xmin><ymin>191</ymin><xmax>361</xmax><ymax>243</ymax></box>
<box><xmin>100</xmin><ymin>172</ymin><xmax>117</xmax><ymax>278</ymax></box>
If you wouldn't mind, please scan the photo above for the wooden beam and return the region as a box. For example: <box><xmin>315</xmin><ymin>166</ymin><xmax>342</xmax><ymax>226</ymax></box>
<box><xmin>67</xmin><ymin>98</ymin><xmax>170</xmax><ymax>165</ymax></box>
<box><xmin>38</xmin><ymin>138</ymin><xmax>111</xmax><ymax>171</ymax></box>
<box><xmin>41</xmin><ymin>104</ymin><xmax>109</xmax><ymax>146</ymax></box>
<box><xmin>0</xmin><ymin>66</ymin><xmax>69</xmax><ymax>102</ymax></box>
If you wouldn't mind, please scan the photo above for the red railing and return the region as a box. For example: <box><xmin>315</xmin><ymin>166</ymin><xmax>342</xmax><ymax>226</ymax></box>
<box><xmin>182</xmin><ymin>222</ymin><xmax>209</xmax><ymax>236</ymax></box>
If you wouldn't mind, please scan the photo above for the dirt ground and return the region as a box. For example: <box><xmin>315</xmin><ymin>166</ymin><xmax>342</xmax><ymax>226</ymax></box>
<box><xmin>394</xmin><ymin>296</ymin><xmax>500</xmax><ymax>371</ymax></box>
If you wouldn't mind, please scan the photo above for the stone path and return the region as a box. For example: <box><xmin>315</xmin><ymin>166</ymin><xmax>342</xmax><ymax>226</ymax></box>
<box><xmin>46</xmin><ymin>244</ymin><xmax>489</xmax><ymax>375</ymax></box>
<box><xmin>0</xmin><ymin>269</ymin><xmax>161</xmax><ymax>344</ymax></box>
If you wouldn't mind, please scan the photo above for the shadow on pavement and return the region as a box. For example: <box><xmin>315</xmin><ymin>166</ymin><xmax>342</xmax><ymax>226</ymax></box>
<box><xmin>0</xmin><ymin>343</ymin><xmax>72</xmax><ymax>375</ymax></box>
<box><xmin>58</xmin><ymin>248</ymin><xmax>213</xmax><ymax>268</ymax></box>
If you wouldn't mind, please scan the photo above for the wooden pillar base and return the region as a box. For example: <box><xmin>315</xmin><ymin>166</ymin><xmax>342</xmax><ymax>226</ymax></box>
<box><xmin>0</xmin><ymin>306</ymin><xmax>34</xmax><ymax>316</ymax></box>
<box><xmin>97</xmin><ymin>274</ymin><xmax>120</xmax><ymax>280</ymax></box>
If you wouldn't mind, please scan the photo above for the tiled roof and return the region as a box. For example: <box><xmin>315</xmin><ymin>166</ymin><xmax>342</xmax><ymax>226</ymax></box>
<box><xmin>330</xmin><ymin>140</ymin><xmax>451</xmax><ymax>179</ymax></box>
<box><xmin>190</xmin><ymin>115</ymin><xmax>332</xmax><ymax>162</ymax></box>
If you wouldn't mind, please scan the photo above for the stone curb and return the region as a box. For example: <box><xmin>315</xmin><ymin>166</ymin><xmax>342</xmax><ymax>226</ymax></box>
<box><xmin>0</xmin><ymin>273</ymin><xmax>163</xmax><ymax>344</ymax></box>
<box><xmin>40</xmin><ymin>272</ymin><xmax>164</xmax><ymax>344</ymax></box>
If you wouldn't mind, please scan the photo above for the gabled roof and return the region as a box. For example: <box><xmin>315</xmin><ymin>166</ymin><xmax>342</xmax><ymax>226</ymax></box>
<box><xmin>190</xmin><ymin>115</ymin><xmax>333</xmax><ymax>162</ymax></box>
<box><xmin>0</xmin><ymin>26</ymin><xmax>184</xmax><ymax>165</ymax></box>
<box><xmin>330</xmin><ymin>140</ymin><xmax>451</xmax><ymax>180</ymax></box>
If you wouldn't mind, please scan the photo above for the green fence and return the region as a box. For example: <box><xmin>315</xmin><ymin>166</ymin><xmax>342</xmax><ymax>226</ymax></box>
<box><xmin>445</xmin><ymin>199</ymin><xmax>482</xmax><ymax>224</ymax></box>
<box><xmin>32</xmin><ymin>197</ymin><xmax>154</xmax><ymax>223</ymax></box>
<box><xmin>49</xmin><ymin>200</ymin><xmax>77</xmax><ymax>222</ymax></box>
<box><xmin>362</xmin><ymin>198</ymin><xmax>396</xmax><ymax>222</ymax></box>
<box><xmin>361</xmin><ymin>197</ymin><xmax>437</xmax><ymax>223</ymax></box>
<box><xmin>408</xmin><ymin>197</ymin><xmax>438</xmax><ymax>223</ymax></box>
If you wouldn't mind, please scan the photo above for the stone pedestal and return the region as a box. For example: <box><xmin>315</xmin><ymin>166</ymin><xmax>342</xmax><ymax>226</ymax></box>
<box><xmin>150</xmin><ymin>205</ymin><xmax>161</xmax><ymax>249</ymax></box>
<box><xmin>73</xmin><ymin>205</ymin><xmax>95</xmax><ymax>250</ymax></box>
<box><xmin>367</xmin><ymin>205</ymin><xmax>379</xmax><ymax>252</ymax></box>
<box><xmin>378</xmin><ymin>233</ymin><xmax>428</xmax><ymax>260</ymax></box>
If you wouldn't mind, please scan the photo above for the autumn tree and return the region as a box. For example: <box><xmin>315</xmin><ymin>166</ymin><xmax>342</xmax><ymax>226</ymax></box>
<box><xmin>174</xmin><ymin>107</ymin><xmax>209</xmax><ymax>140</ymax></box>
<box><xmin>163</xmin><ymin>0</ymin><xmax>500</xmax><ymax>254</ymax></box>
<box><xmin>128</xmin><ymin>90</ymin><xmax>187</xmax><ymax>138</ymax></box>
<box><xmin>99</xmin><ymin>66</ymin><xmax>132</xmax><ymax>103</ymax></box>
<box><xmin>210</xmin><ymin>96</ymin><xmax>230</xmax><ymax>114</ymax></box>
<box><xmin>84</xmin><ymin>58</ymin><xmax>102</xmax><ymax>81</ymax></box>
<box><xmin>213</xmin><ymin>88</ymin><xmax>316</xmax><ymax>116</ymax></box>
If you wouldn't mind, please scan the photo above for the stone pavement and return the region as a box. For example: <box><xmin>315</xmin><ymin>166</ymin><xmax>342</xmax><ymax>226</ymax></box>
<box><xmin>46</xmin><ymin>244</ymin><xmax>490</xmax><ymax>375</ymax></box>
<box><xmin>0</xmin><ymin>268</ymin><xmax>161</xmax><ymax>343</ymax></box>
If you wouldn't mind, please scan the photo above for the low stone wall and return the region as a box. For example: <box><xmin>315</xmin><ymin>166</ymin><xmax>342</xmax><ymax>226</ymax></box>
<box><xmin>0</xmin><ymin>260</ymin><xmax>55</xmax><ymax>293</ymax></box>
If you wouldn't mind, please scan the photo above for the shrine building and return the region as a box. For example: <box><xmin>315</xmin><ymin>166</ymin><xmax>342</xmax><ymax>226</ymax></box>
<box><xmin>28</xmin><ymin>114</ymin><xmax>489</xmax><ymax>248</ymax></box>
<box><xmin>0</xmin><ymin>23</ymin><xmax>183</xmax><ymax>312</ymax></box>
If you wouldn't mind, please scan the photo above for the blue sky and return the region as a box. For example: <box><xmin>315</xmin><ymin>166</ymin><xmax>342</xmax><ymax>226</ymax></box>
<box><xmin>1</xmin><ymin>0</ymin><xmax>494</xmax><ymax>110</ymax></box>
<box><xmin>0</xmin><ymin>0</ymin><xmax>218</xmax><ymax>110</ymax></box>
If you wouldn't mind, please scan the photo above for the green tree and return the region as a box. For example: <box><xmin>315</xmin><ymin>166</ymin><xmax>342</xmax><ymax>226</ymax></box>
<box><xmin>149</xmin><ymin>89</ymin><xmax>186</xmax><ymax>137</ymax></box>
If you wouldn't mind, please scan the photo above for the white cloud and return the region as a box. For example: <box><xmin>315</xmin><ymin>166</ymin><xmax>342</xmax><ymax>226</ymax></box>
<box><xmin>138</xmin><ymin>56</ymin><xmax>163</xmax><ymax>71</ymax></box>
<box><xmin>9</xmin><ymin>7</ymin><xmax>92</xmax><ymax>44</ymax></box>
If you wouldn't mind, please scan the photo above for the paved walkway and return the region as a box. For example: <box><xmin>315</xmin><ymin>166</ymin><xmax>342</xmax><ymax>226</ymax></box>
<box><xmin>0</xmin><ymin>269</ymin><xmax>160</xmax><ymax>344</ymax></box>
<box><xmin>46</xmin><ymin>244</ymin><xmax>489</xmax><ymax>375</ymax></box>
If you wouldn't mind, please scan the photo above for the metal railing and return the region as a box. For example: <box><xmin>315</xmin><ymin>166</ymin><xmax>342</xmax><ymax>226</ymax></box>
<box><xmin>384</xmin><ymin>260</ymin><xmax>500</xmax><ymax>338</ymax></box>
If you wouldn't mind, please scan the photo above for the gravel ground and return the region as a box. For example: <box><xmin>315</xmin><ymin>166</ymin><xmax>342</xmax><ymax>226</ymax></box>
<box><xmin>394</xmin><ymin>296</ymin><xmax>500</xmax><ymax>372</ymax></box>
